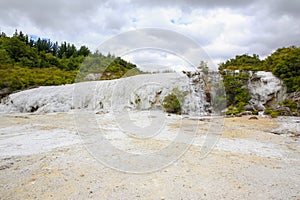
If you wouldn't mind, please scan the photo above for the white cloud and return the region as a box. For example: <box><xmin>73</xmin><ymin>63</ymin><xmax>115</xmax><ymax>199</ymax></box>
<box><xmin>0</xmin><ymin>0</ymin><xmax>299</xmax><ymax>70</ymax></box>
<box><xmin>122</xmin><ymin>50</ymin><xmax>193</xmax><ymax>72</ymax></box>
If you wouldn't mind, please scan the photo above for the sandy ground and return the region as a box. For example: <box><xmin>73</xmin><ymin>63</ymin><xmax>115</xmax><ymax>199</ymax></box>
<box><xmin>0</xmin><ymin>112</ymin><xmax>299</xmax><ymax>200</ymax></box>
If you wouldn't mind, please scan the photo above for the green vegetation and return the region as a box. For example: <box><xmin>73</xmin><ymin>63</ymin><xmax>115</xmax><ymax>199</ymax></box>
<box><xmin>219</xmin><ymin>47</ymin><xmax>300</xmax><ymax>93</ymax></box>
<box><xmin>76</xmin><ymin>54</ymin><xmax>142</xmax><ymax>81</ymax></box>
<box><xmin>0</xmin><ymin>65</ymin><xmax>76</xmax><ymax>92</ymax></box>
<box><xmin>219</xmin><ymin>54</ymin><xmax>263</xmax><ymax>71</ymax></box>
<box><xmin>264</xmin><ymin>46</ymin><xmax>300</xmax><ymax>92</ymax></box>
<box><xmin>252</xmin><ymin>109</ymin><xmax>259</xmax><ymax>115</ymax></box>
<box><xmin>225</xmin><ymin>106</ymin><xmax>240</xmax><ymax>115</ymax></box>
<box><xmin>263</xmin><ymin>107</ymin><xmax>279</xmax><ymax>118</ymax></box>
<box><xmin>263</xmin><ymin>101</ymin><xmax>299</xmax><ymax>117</ymax></box>
<box><xmin>0</xmin><ymin>30</ymin><xmax>141</xmax><ymax>98</ymax></box>
<box><xmin>279</xmin><ymin>99</ymin><xmax>299</xmax><ymax>116</ymax></box>
<box><xmin>279</xmin><ymin>99</ymin><xmax>298</xmax><ymax>111</ymax></box>
<box><xmin>263</xmin><ymin>108</ymin><xmax>273</xmax><ymax>115</ymax></box>
<box><xmin>219</xmin><ymin>55</ymin><xmax>256</xmax><ymax>115</ymax></box>
<box><xmin>221</xmin><ymin>70</ymin><xmax>250</xmax><ymax>112</ymax></box>
<box><xmin>163</xmin><ymin>93</ymin><xmax>181</xmax><ymax>114</ymax></box>
<box><xmin>270</xmin><ymin>111</ymin><xmax>279</xmax><ymax>118</ymax></box>
<box><xmin>219</xmin><ymin>46</ymin><xmax>300</xmax><ymax>116</ymax></box>
<box><xmin>162</xmin><ymin>88</ymin><xmax>187</xmax><ymax>115</ymax></box>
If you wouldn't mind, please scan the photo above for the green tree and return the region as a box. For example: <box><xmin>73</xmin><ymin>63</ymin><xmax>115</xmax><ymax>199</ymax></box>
<box><xmin>264</xmin><ymin>46</ymin><xmax>300</xmax><ymax>92</ymax></box>
<box><xmin>78</xmin><ymin>45</ymin><xmax>90</xmax><ymax>57</ymax></box>
<box><xmin>219</xmin><ymin>54</ymin><xmax>263</xmax><ymax>71</ymax></box>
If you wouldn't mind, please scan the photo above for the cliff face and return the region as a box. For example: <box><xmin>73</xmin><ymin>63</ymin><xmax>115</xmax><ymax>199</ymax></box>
<box><xmin>247</xmin><ymin>71</ymin><xmax>287</xmax><ymax>110</ymax></box>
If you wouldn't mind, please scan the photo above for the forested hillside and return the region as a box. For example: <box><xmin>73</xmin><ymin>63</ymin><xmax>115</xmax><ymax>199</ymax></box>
<box><xmin>0</xmin><ymin>30</ymin><xmax>141</xmax><ymax>98</ymax></box>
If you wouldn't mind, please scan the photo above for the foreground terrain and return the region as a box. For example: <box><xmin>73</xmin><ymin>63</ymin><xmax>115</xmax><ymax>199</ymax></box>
<box><xmin>0</xmin><ymin>112</ymin><xmax>299</xmax><ymax>199</ymax></box>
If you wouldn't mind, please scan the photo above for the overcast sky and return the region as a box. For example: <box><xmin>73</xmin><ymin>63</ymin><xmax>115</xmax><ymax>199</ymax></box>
<box><xmin>1</xmin><ymin>0</ymin><xmax>299</xmax><ymax>71</ymax></box>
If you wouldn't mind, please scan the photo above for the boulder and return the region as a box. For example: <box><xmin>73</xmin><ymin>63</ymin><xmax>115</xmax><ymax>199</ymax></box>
<box><xmin>275</xmin><ymin>106</ymin><xmax>292</xmax><ymax>116</ymax></box>
<box><xmin>238</xmin><ymin>111</ymin><xmax>253</xmax><ymax>116</ymax></box>
<box><xmin>254</xmin><ymin>104</ymin><xmax>265</xmax><ymax>111</ymax></box>
<box><xmin>0</xmin><ymin>88</ymin><xmax>11</xmax><ymax>98</ymax></box>
<box><xmin>244</xmin><ymin>104</ymin><xmax>254</xmax><ymax>111</ymax></box>
<box><xmin>249</xmin><ymin>116</ymin><xmax>258</xmax><ymax>120</ymax></box>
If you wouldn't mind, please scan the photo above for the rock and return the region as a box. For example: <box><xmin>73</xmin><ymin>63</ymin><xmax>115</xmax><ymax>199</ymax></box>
<box><xmin>254</xmin><ymin>104</ymin><xmax>265</xmax><ymax>111</ymax></box>
<box><xmin>248</xmin><ymin>71</ymin><xmax>286</xmax><ymax>109</ymax></box>
<box><xmin>270</xmin><ymin>117</ymin><xmax>300</xmax><ymax>136</ymax></box>
<box><xmin>244</xmin><ymin>104</ymin><xmax>254</xmax><ymax>111</ymax></box>
<box><xmin>85</xmin><ymin>73</ymin><xmax>102</xmax><ymax>81</ymax></box>
<box><xmin>0</xmin><ymin>162</ymin><xmax>14</xmax><ymax>170</ymax></box>
<box><xmin>240</xmin><ymin>111</ymin><xmax>253</xmax><ymax>116</ymax></box>
<box><xmin>95</xmin><ymin>110</ymin><xmax>108</xmax><ymax>115</ymax></box>
<box><xmin>249</xmin><ymin>116</ymin><xmax>258</xmax><ymax>120</ymax></box>
<box><xmin>287</xmin><ymin>91</ymin><xmax>300</xmax><ymax>103</ymax></box>
<box><xmin>0</xmin><ymin>87</ymin><xmax>11</xmax><ymax>98</ymax></box>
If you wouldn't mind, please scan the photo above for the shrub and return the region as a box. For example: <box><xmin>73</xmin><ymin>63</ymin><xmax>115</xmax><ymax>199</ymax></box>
<box><xmin>252</xmin><ymin>109</ymin><xmax>259</xmax><ymax>115</ymax></box>
<box><xmin>280</xmin><ymin>99</ymin><xmax>298</xmax><ymax>111</ymax></box>
<box><xmin>270</xmin><ymin>111</ymin><xmax>279</xmax><ymax>118</ymax></box>
<box><xmin>264</xmin><ymin>108</ymin><xmax>273</xmax><ymax>115</ymax></box>
<box><xmin>163</xmin><ymin>93</ymin><xmax>181</xmax><ymax>114</ymax></box>
<box><xmin>226</xmin><ymin>109</ymin><xmax>240</xmax><ymax>115</ymax></box>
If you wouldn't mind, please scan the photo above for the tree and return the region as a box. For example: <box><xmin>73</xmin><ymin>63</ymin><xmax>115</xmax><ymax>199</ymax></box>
<box><xmin>197</xmin><ymin>61</ymin><xmax>209</xmax><ymax>74</ymax></box>
<box><xmin>4</xmin><ymin>36</ymin><xmax>27</xmax><ymax>62</ymax></box>
<box><xmin>58</xmin><ymin>42</ymin><xmax>67</xmax><ymax>58</ymax></box>
<box><xmin>264</xmin><ymin>46</ymin><xmax>300</xmax><ymax>92</ymax></box>
<box><xmin>219</xmin><ymin>54</ymin><xmax>263</xmax><ymax>71</ymax></box>
<box><xmin>78</xmin><ymin>45</ymin><xmax>90</xmax><ymax>57</ymax></box>
<box><xmin>52</xmin><ymin>42</ymin><xmax>59</xmax><ymax>56</ymax></box>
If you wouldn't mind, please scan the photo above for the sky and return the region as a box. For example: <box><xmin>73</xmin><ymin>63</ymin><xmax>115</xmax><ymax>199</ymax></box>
<box><xmin>0</xmin><ymin>0</ymin><xmax>299</xmax><ymax>71</ymax></box>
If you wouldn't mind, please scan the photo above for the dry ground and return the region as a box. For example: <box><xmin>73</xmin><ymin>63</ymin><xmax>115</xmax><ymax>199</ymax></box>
<box><xmin>0</xmin><ymin>113</ymin><xmax>299</xmax><ymax>199</ymax></box>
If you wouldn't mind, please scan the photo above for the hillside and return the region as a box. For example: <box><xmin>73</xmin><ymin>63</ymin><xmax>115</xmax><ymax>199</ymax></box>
<box><xmin>0</xmin><ymin>31</ymin><xmax>299</xmax><ymax>117</ymax></box>
<box><xmin>0</xmin><ymin>30</ymin><xmax>142</xmax><ymax>98</ymax></box>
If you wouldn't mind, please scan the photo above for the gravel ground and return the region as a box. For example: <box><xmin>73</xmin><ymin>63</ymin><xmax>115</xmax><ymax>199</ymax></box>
<box><xmin>0</xmin><ymin>113</ymin><xmax>299</xmax><ymax>200</ymax></box>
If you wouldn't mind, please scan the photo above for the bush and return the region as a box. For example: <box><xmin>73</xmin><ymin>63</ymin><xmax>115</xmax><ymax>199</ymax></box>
<box><xmin>264</xmin><ymin>108</ymin><xmax>273</xmax><ymax>115</ymax></box>
<box><xmin>226</xmin><ymin>109</ymin><xmax>240</xmax><ymax>115</ymax></box>
<box><xmin>280</xmin><ymin>99</ymin><xmax>298</xmax><ymax>110</ymax></box>
<box><xmin>252</xmin><ymin>109</ymin><xmax>259</xmax><ymax>115</ymax></box>
<box><xmin>163</xmin><ymin>93</ymin><xmax>181</xmax><ymax>114</ymax></box>
<box><xmin>270</xmin><ymin>111</ymin><xmax>279</xmax><ymax>118</ymax></box>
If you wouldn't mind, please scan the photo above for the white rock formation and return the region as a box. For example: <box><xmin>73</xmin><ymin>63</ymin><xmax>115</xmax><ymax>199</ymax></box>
<box><xmin>248</xmin><ymin>71</ymin><xmax>286</xmax><ymax>110</ymax></box>
<box><xmin>0</xmin><ymin>71</ymin><xmax>287</xmax><ymax>114</ymax></box>
<box><xmin>0</xmin><ymin>73</ymin><xmax>218</xmax><ymax>115</ymax></box>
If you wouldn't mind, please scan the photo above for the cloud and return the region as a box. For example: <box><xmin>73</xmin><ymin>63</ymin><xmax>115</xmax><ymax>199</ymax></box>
<box><xmin>129</xmin><ymin>0</ymin><xmax>256</xmax><ymax>10</ymax></box>
<box><xmin>122</xmin><ymin>50</ymin><xmax>193</xmax><ymax>72</ymax></box>
<box><xmin>0</xmin><ymin>0</ymin><xmax>299</xmax><ymax>69</ymax></box>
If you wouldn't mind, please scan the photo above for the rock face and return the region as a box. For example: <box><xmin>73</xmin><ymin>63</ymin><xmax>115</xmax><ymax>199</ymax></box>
<box><xmin>247</xmin><ymin>71</ymin><xmax>286</xmax><ymax>110</ymax></box>
<box><xmin>0</xmin><ymin>73</ymin><xmax>222</xmax><ymax>115</ymax></box>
